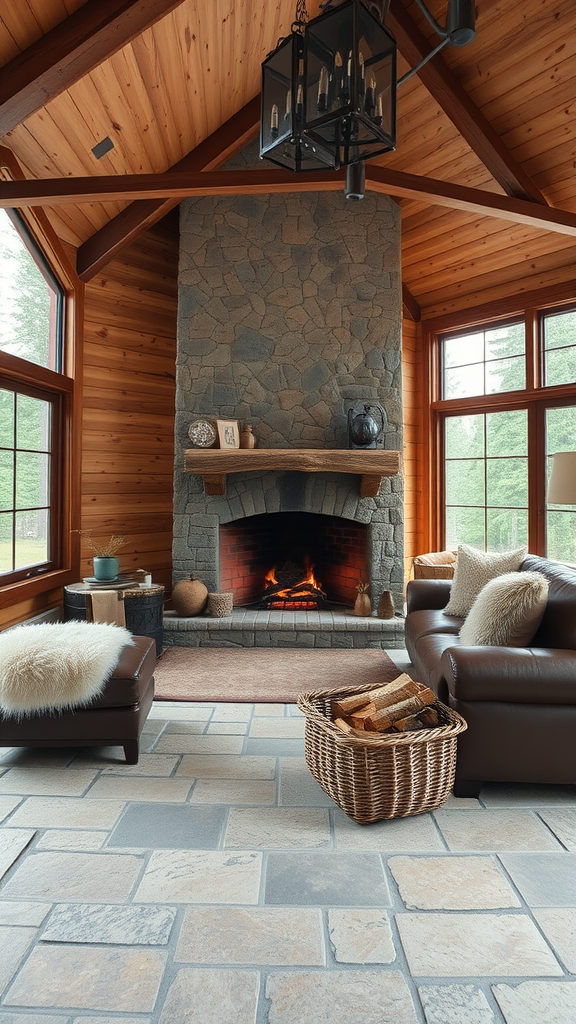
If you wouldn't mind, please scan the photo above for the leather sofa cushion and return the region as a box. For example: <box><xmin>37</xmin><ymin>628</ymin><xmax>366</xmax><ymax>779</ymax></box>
<box><xmin>522</xmin><ymin>555</ymin><xmax>576</xmax><ymax>650</ymax></box>
<box><xmin>405</xmin><ymin>608</ymin><xmax>462</xmax><ymax>649</ymax></box>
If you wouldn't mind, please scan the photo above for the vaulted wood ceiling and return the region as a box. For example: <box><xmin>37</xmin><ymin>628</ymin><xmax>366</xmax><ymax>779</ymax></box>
<box><xmin>1</xmin><ymin>0</ymin><xmax>575</xmax><ymax>318</ymax></box>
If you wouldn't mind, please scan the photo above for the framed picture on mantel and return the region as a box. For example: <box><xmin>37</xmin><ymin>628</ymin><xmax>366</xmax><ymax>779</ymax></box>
<box><xmin>216</xmin><ymin>419</ymin><xmax>240</xmax><ymax>449</ymax></box>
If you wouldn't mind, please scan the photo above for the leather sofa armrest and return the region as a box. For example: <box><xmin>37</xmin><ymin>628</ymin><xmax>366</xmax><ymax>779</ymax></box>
<box><xmin>441</xmin><ymin>646</ymin><xmax>576</xmax><ymax>705</ymax></box>
<box><xmin>406</xmin><ymin>578</ymin><xmax>452</xmax><ymax>613</ymax></box>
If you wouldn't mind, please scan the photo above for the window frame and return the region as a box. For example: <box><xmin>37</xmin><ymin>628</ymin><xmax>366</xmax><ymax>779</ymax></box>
<box><xmin>0</xmin><ymin>203</ymin><xmax>81</xmax><ymax>610</ymax></box>
<box><xmin>426</xmin><ymin>293</ymin><xmax>576</xmax><ymax>559</ymax></box>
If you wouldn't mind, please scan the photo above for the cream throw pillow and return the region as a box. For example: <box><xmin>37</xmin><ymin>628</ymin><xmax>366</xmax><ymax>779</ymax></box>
<box><xmin>444</xmin><ymin>543</ymin><xmax>527</xmax><ymax>618</ymax></box>
<box><xmin>459</xmin><ymin>571</ymin><xmax>548</xmax><ymax>647</ymax></box>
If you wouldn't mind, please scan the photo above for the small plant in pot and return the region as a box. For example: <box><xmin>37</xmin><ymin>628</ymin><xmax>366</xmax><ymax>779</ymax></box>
<box><xmin>87</xmin><ymin>535</ymin><xmax>126</xmax><ymax>581</ymax></box>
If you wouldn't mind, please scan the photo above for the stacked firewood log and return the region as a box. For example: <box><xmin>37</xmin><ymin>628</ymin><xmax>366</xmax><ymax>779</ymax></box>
<box><xmin>331</xmin><ymin>674</ymin><xmax>440</xmax><ymax>736</ymax></box>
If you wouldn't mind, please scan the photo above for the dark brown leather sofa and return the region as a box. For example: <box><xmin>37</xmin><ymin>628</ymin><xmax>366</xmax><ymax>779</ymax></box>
<box><xmin>0</xmin><ymin>635</ymin><xmax>155</xmax><ymax>764</ymax></box>
<box><xmin>405</xmin><ymin>555</ymin><xmax>576</xmax><ymax>797</ymax></box>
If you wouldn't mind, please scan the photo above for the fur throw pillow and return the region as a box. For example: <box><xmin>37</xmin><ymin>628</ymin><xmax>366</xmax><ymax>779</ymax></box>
<box><xmin>0</xmin><ymin>621</ymin><xmax>133</xmax><ymax>719</ymax></box>
<box><xmin>459</xmin><ymin>571</ymin><xmax>549</xmax><ymax>647</ymax></box>
<box><xmin>444</xmin><ymin>543</ymin><xmax>528</xmax><ymax>618</ymax></box>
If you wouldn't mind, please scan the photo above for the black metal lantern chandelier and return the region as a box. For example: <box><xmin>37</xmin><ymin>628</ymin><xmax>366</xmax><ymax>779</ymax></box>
<box><xmin>260</xmin><ymin>0</ymin><xmax>476</xmax><ymax>195</ymax></box>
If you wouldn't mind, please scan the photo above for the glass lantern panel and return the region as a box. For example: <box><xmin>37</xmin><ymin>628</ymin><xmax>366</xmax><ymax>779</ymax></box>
<box><xmin>261</xmin><ymin>37</ymin><xmax>296</xmax><ymax>157</ymax></box>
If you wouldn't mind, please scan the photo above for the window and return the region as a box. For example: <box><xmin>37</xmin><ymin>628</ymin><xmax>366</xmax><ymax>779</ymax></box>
<box><xmin>0</xmin><ymin>210</ymin><xmax>69</xmax><ymax>588</ymax></box>
<box><xmin>434</xmin><ymin>302</ymin><xmax>576</xmax><ymax>563</ymax></box>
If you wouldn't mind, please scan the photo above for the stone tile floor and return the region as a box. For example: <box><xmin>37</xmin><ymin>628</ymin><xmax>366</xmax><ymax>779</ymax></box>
<box><xmin>0</xmin><ymin>651</ymin><xmax>575</xmax><ymax>1023</ymax></box>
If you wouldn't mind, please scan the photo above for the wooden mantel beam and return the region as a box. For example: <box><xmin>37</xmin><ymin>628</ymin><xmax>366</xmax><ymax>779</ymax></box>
<box><xmin>387</xmin><ymin>0</ymin><xmax>546</xmax><ymax>206</ymax></box>
<box><xmin>2</xmin><ymin>165</ymin><xmax>576</xmax><ymax>237</ymax></box>
<box><xmin>0</xmin><ymin>0</ymin><xmax>188</xmax><ymax>137</ymax></box>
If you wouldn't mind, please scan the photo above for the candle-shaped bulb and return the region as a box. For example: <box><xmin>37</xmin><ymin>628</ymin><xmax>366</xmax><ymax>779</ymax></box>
<box><xmin>270</xmin><ymin>103</ymin><xmax>279</xmax><ymax>139</ymax></box>
<box><xmin>375</xmin><ymin>91</ymin><xmax>383</xmax><ymax>125</ymax></box>
<box><xmin>365</xmin><ymin>73</ymin><xmax>376</xmax><ymax>117</ymax></box>
<box><xmin>285</xmin><ymin>90</ymin><xmax>291</xmax><ymax>120</ymax></box>
<box><xmin>317</xmin><ymin>65</ymin><xmax>329</xmax><ymax>113</ymax></box>
<box><xmin>358</xmin><ymin>50</ymin><xmax>366</xmax><ymax>100</ymax></box>
<box><xmin>296</xmin><ymin>84</ymin><xmax>303</xmax><ymax>114</ymax></box>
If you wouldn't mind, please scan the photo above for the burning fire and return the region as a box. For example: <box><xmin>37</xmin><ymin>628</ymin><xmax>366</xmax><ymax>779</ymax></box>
<box><xmin>264</xmin><ymin>561</ymin><xmax>321</xmax><ymax>595</ymax></box>
<box><xmin>263</xmin><ymin>558</ymin><xmax>324</xmax><ymax>609</ymax></box>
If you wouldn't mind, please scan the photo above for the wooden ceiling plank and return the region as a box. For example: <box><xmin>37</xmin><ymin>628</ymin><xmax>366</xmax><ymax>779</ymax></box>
<box><xmin>76</xmin><ymin>94</ymin><xmax>261</xmax><ymax>280</ymax></box>
<box><xmin>386</xmin><ymin>0</ymin><xmax>547</xmax><ymax>205</ymax></box>
<box><xmin>0</xmin><ymin>0</ymin><xmax>188</xmax><ymax>136</ymax></box>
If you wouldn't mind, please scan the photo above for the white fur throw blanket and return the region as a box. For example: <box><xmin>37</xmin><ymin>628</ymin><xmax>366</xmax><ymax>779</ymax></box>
<box><xmin>0</xmin><ymin>621</ymin><xmax>133</xmax><ymax>719</ymax></box>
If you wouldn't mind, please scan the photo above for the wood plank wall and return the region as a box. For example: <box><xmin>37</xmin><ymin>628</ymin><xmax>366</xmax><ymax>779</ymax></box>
<box><xmin>81</xmin><ymin>220</ymin><xmax>178</xmax><ymax>591</ymax></box>
<box><xmin>402</xmin><ymin>313</ymin><xmax>427</xmax><ymax>588</ymax></box>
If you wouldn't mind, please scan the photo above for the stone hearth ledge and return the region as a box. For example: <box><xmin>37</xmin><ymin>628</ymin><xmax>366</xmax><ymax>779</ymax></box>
<box><xmin>162</xmin><ymin>608</ymin><xmax>406</xmax><ymax>648</ymax></box>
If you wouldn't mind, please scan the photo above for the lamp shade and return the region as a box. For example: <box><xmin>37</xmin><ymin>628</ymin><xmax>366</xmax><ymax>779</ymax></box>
<box><xmin>547</xmin><ymin>451</ymin><xmax>576</xmax><ymax>505</ymax></box>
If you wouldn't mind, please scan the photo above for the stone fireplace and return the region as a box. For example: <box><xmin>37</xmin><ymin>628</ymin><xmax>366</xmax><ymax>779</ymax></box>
<box><xmin>171</xmin><ymin>182</ymin><xmax>404</xmax><ymax>642</ymax></box>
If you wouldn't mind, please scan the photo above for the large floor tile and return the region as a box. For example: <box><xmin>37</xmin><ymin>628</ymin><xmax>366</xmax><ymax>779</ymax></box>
<box><xmin>328</xmin><ymin>908</ymin><xmax>396</xmax><ymax>963</ymax></box>
<box><xmin>6</xmin><ymin>796</ymin><xmax>125</xmax><ymax>829</ymax></box>
<box><xmin>155</xmin><ymin>733</ymin><xmax>244</xmax><ymax>754</ymax></box>
<box><xmin>538</xmin><ymin>808</ymin><xmax>576</xmax><ymax>850</ymax></box>
<box><xmin>0</xmin><ymin>828</ymin><xmax>36</xmax><ymax>880</ymax></box>
<box><xmin>36</xmin><ymin>829</ymin><xmax>108</xmax><ymax>851</ymax></box>
<box><xmin>189</xmin><ymin>777</ymin><xmax>276</xmax><ymax>805</ymax></box>
<box><xmin>175</xmin><ymin>906</ymin><xmax>325</xmax><ymax>965</ymax></box>
<box><xmin>265</xmin><ymin>851</ymin><xmax>390</xmax><ymax>906</ymax></box>
<box><xmin>265</xmin><ymin>970</ymin><xmax>418</xmax><ymax>1024</ymax></box>
<box><xmin>0</xmin><ymin>900</ymin><xmax>50</xmax><ymax>925</ymax></box>
<box><xmin>533</xmin><ymin>908</ymin><xmax>576</xmax><ymax>972</ymax></box>
<box><xmin>3</xmin><ymin>946</ymin><xmax>166</xmax><ymax>1012</ymax></box>
<box><xmin>492</xmin><ymin>980</ymin><xmax>576</xmax><ymax>1024</ymax></box>
<box><xmin>108</xmin><ymin>802</ymin><xmax>226</xmax><ymax>849</ymax></box>
<box><xmin>0</xmin><ymin>768</ymin><xmax>98</xmax><ymax>797</ymax></box>
<box><xmin>418</xmin><ymin>984</ymin><xmax>498</xmax><ymax>1024</ymax></box>
<box><xmin>388</xmin><ymin>855</ymin><xmax>521</xmax><ymax>910</ymax></box>
<box><xmin>434</xmin><ymin>809</ymin><xmax>563</xmax><ymax>851</ymax></box>
<box><xmin>41</xmin><ymin>904</ymin><xmax>176</xmax><ymax>945</ymax></box>
<box><xmin>0</xmin><ymin>926</ymin><xmax>37</xmax><ymax>992</ymax></box>
<box><xmin>0</xmin><ymin>851</ymin><xmax>143</xmax><ymax>903</ymax></box>
<box><xmin>175</xmin><ymin>754</ymin><xmax>276</xmax><ymax>779</ymax></box>
<box><xmin>0</xmin><ymin>796</ymin><xmax>22</xmax><ymax>823</ymax></box>
<box><xmin>396</xmin><ymin>912</ymin><xmax>562</xmax><ymax>976</ymax></box>
<box><xmin>499</xmin><ymin>852</ymin><xmax>576</xmax><ymax>906</ymax></box>
<box><xmin>85</xmin><ymin>776</ymin><xmax>193</xmax><ymax>802</ymax></box>
<box><xmin>243</xmin><ymin>737</ymin><xmax>305</xmax><ymax>757</ymax></box>
<box><xmin>158</xmin><ymin>968</ymin><xmax>259</xmax><ymax>1024</ymax></box>
<box><xmin>225</xmin><ymin>806</ymin><xmax>331</xmax><ymax>848</ymax></box>
<box><xmin>248</xmin><ymin>717</ymin><xmax>305</xmax><ymax>738</ymax></box>
<box><xmin>278</xmin><ymin>758</ymin><xmax>334</xmax><ymax>807</ymax></box>
<box><xmin>75</xmin><ymin>752</ymin><xmax>181</xmax><ymax>776</ymax></box>
<box><xmin>333</xmin><ymin>808</ymin><xmax>445</xmax><ymax>851</ymax></box>
<box><xmin>134</xmin><ymin>850</ymin><xmax>262</xmax><ymax>904</ymax></box>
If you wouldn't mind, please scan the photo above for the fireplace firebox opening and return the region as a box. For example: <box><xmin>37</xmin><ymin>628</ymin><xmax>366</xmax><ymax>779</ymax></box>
<box><xmin>219</xmin><ymin>512</ymin><xmax>369</xmax><ymax>609</ymax></box>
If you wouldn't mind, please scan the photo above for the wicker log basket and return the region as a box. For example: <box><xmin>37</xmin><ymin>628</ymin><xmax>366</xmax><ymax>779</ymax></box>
<box><xmin>297</xmin><ymin>681</ymin><xmax>467</xmax><ymax>825</ymax></box>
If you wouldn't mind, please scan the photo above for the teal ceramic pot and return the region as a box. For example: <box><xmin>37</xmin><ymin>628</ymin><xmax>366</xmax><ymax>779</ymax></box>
<box><xmin>93</xmin><ymin>556</ymin><xmax>118</xmax><ymax>581</ymax></box>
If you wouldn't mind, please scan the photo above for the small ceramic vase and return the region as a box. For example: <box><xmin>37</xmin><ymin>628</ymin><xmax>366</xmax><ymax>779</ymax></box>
<box><xmin>240</xmin><ymin>424</ymin><xmax>256</xmax><ymax>449</ymax></box>
<box><xmin>93</xmin><ymin>556</ymin><xmax>118</xmax><ymax>581</ymax></box>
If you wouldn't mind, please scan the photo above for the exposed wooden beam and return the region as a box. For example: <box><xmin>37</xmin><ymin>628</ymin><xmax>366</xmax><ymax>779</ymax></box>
<box><xmin>76</xmin><ymin>96</ymin><xmax>261</xmax><ymax>281</ymax></box>
<box><xmin>2</xmin><ymin>165</ymin><xmax>576</xmax><ymax>237</ymax></box>
<box><xmin>0</xmin><ymin>0</ymin><xmax>187</xmax><ymax>137</ymax></box>
<box><xmin>402</xmin><ymin>283</ymin><xmax>421</xmax><ymax>323</ymax></box>
<box><xmin>387</xmin><ymin>0</ymin><xmax>546</xmax><ymax>205</ymax></box>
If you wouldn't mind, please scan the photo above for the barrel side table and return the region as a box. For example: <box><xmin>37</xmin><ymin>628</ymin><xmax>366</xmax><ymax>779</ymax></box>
<box><xmin>64</xmin><ymin>584</ymin><xmax>165</xmax><ymax>656</ymax></box>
